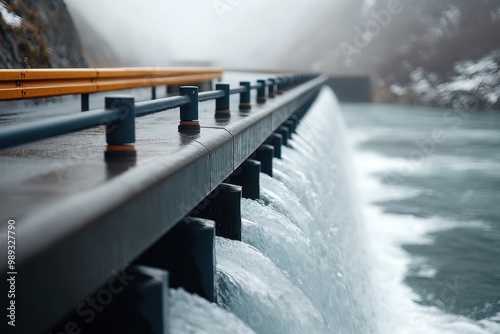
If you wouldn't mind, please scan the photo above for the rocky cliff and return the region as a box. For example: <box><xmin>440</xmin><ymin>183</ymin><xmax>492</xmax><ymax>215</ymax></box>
<box><xmin>0</xmin><ymin>0</ymin><xmax>87</xmax><ymax>68</ymax></box>
<box><xmin>347</xmin><ymin>0</ymin><xmax>500</xmax><ymax>109</ymax></box>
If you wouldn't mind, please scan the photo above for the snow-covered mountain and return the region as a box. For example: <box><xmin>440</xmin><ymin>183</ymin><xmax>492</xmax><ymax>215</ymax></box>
<box><xmin>343</xmin><ymin>0</ymin><xmax>500</xmax><ymax>109</ymax></box>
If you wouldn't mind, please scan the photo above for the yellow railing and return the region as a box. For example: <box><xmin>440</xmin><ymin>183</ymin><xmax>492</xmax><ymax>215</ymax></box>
<box><xmin>0</xmin><ymin>67</ymin><xmax>223</xmax><ymax>101</ymax></box>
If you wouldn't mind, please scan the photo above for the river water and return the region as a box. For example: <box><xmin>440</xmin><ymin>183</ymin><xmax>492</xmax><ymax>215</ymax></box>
<box><xmin>342</xmin><ymin>101</ymin><xmax>500</xmax><ymax>333</ymax></box>
<box><xmin>168</xmin><ymin>86</ymin><xmax>500</xmax><ymax>333</ymax></box>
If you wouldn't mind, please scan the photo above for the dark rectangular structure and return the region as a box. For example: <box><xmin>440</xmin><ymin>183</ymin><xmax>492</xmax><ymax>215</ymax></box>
<box><xmin>326</xmin><ymin>76</ymin><xmax>372</xmax><ymax>102</ymax></box>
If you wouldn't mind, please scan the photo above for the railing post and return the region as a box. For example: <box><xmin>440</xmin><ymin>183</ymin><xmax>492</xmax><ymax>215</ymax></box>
<box><xmin>284</xmin><ymin>76</ymin><xmax>291</xmax><ymax>91</ymax></box>
<box><xmin>277</xmin><ymin>77</ymin><xmax>285</xmax><ymax>95</ymax></box>
<box><xmin>105</xmin><ymin>96</ymin><xmax>136</xmax><ymax>160</ymax></box>
<box><xmin>239</xmin><ymin>81</ymin><xmax>251</xmax><ymax>110</ymax></box>
<box><xmin>81</xmin><ymin>93</ymin><xmax>89</xmax><ymax>112</ymax></box>
<box><xmin>178</xmin><ymin>86</ymin><xmax>200</xmax><ymax>133</ymax></box>
<box><xmin>268</xmin><ymin>78</ymin><xmax>276</xmax><ymax>98</ymax></box>
<box><xmin>257</xmin><ymin>79</ymin><xmax>267</xmax><ymax>104</ymax></box>
<box><xmin>105</xmin><ymin>96</ymin><xmax>135</xmax><ymax>145</ymax></box>
<box><xmin>215</xmin><ymin>83</ymin><xmax>231</xmax><ymax>119</ymax></box>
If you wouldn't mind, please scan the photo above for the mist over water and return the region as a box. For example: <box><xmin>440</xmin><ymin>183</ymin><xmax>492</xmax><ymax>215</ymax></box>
<box><xmin>64</xmin><ymin>0</ymin><xmax>362</xmax><ymax>70</ymax></box>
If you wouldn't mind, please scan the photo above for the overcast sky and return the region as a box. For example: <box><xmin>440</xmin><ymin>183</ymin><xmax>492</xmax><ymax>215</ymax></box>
<box><xmin>65</xmin><ymin>0</ymin><xmax>362</xmax><ymax>69</ymax></box>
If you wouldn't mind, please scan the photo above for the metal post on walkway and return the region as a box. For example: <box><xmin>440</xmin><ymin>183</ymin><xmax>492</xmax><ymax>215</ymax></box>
<box><xmin>178</xmin><ymin>86</ymin><xmax>200</xmax><ymax>133</ymax></box>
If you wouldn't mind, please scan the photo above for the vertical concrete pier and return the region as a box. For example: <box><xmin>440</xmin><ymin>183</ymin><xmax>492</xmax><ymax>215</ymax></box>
<box><xmin>134</xmin><ymin>218</ymin><xmax>215</xmax><ymax>302</ymax></box>
<box><xmin>266</xmin><ymin>133</ymin><xmax>283</xmax><ymax>159</ymax></box>
<box><xmin>230</xmin><ymin>159</ymin><xmax>261</xmax><ymax>200</ymax></box>
<box><xmin>193</xmin><ymin>183</ymin><xmax>242</xmax><ymax>241</ymax></box>
<box><xmin>277</xmin><ymin>126</ymin><xmax>290</xmax><ymax>146</ymax></box>
<box><xmin>252</xmin><ymin>144</ymin><xmax>274</xmax><ymax>177</ymax></box>
<box><xmin>49</xmin><ymin>266</ymin><xmax>169</xmax><ymax>334</ymax></box>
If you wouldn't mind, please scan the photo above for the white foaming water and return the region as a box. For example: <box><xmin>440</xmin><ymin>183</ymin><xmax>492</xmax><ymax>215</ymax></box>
<box><xmin>215</xmin><ymin>87</ymin><xmax>375</xmax><ymax>333</ymax></box>
<box><xmin>216</xmin><ymin>237</ymin><xmax>329</xmax><ymax>334</ymax></box>
<box><xmin>168</xmin><ymin>288</ymin><xmax>256</xmax><ymax>334</ymax></box>
<box><xmin>349</xmin><ymin>130</ymin><xmax>500</xmax><ymax>333</ymax></box>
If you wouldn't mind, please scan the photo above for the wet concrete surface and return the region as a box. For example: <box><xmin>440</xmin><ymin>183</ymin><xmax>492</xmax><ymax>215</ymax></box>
<box><xmin>0</xmin><ymin>71</ymin><xmax>278</xmax><ymax>223</ymax></box>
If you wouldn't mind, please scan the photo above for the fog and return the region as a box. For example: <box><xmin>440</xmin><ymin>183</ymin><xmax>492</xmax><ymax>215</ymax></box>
<box><xmin>64</xmin><ymin>0</ymin><xmax>363</xmax><ymax>71</ymax></box>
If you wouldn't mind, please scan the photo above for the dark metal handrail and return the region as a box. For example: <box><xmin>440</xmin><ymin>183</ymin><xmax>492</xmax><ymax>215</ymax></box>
<box><xmin>0</xmin><ymin>73</ymin><xmax>317</xmax><ymax>150</ymax></box>
<box><xmin>135</xmin><ymin>95</ymin><xmax>191</xmax><ymax>117</ymax></box>
<box><xmin>198</xmin><ymin>89</ymin><xmax>225</xmax><ymax>102</ymax></box>
<box><xmin>229</xmin><ymin>86</ymin><xmax>246</xmax><ymax>94</ymax></box>
<box><xmin>0</xmin><ymin>108</ymin><xmax>122</xmax><ymax>149</ymax></box>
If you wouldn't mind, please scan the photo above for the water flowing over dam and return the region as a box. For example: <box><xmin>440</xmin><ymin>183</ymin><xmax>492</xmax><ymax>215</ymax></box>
<box><xmin>167</xmin><ymin>87</ymin><xmax>375</xmax><ymax>333</ymax></box>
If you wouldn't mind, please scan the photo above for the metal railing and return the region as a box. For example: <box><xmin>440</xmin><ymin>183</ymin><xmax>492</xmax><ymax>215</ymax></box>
<box><xmin>0</xmin><ymin>67</ymin><xmax>223</xmax><ymax>110</ymax></box>
<box><xmin>0</xmin><ymin>73</ymin><xmax>316</xmax><ymax>150</ymax></box>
